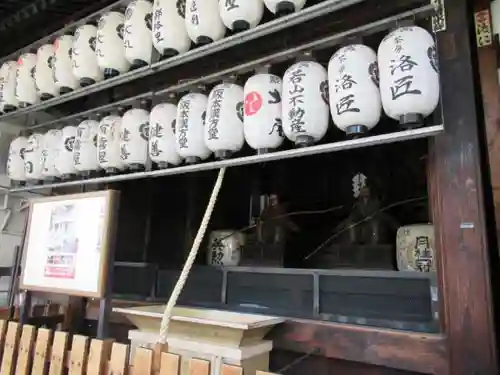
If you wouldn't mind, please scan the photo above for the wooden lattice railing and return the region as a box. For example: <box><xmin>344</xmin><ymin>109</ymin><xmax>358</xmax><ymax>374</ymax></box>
<box><xmin>0</xmin><ymin>320</ymin><xmax>278</xmax><ymax>374</ymax></box>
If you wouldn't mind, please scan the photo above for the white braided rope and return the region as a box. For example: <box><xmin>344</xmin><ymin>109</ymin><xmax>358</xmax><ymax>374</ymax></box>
<box><xmin>157</xmin><ymin>167</ymin><xmax>227</xmax><ymax>344</ymax></box>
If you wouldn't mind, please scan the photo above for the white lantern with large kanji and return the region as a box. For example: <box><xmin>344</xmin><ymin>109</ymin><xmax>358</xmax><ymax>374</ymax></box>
<box><xmin>72</xmin><ymin>24</ymin><xmax>104</xmax><ymax>86</ymax></box>
<box><xmin>328</xmin><ymin>44</ymin><xmax>381</xmax><ymax>137</ymax></box>
<box><xmin>176</xmin><ymin>92</ymin><xmax>211</xmax><ymax>163</ymax></box>
<box><xmin>16</xmin><ymin>53</ymin><xmax>39</xmax><ymax>107</ymax></box>
<box><xmin>35</xmin><ymin>44</ymin><xmax>58</xmax><ymax>100</ymax></box>
<box><xmin>97</xmin><ymin>11</ymin><xmax>130</xmax><ymax>79</ymax></box>
<box><xmin>185</xmin><ymin>0</ymin><xmax>225</xmax><ymax>46</ymax></box>
<box><xmin>24</xmin><ymin>133</ymin><xmax>44</xmax><ymax>181</ymax></box>
<box><xmin>74</xmin><ymin>119</ymin><xmax>100</xmax><ymax>175</ymax></box>
<box><xmin>282</xmin><ymin>60</ymin><xmax>329</xmax><ymax>146</ymax></box>
<box><xmin>7</xmin><ymin>136</ymin><xmax>28</xmax><ymax>183</ymax></box>
<box><xmin>56</xmin><ymin>125</ymin><xmax>78</xmax><ymax>177</ymax></box>
<box><xmin>53</xmin><ymin>35</ymin><xmax>80</xmax><ymax>94</ymax></box>
<box><xmin>120</xmin><ymin>107</ymin><xmax>150</xmax><ymax>169</ymax></box>
<box><xmin>152</xmin><ymin>0</ymin><xmax>191</xmax><ymax>58</ymax></box>
<box><xmin>264</xmin><ymin>0</ymin><xmax>307</xmax><ymax>16</ymax></box>
<box><xmin>244</xmin><ymin>73</ymin><xmax>284</xmax><ymax>152</ymax></box>
<box><xmin>41</xmin><ymin>129</ymin><xmax>62</xmax><ymax>180</ymax></box>
<box><xmin>0</xmin><ymin>61</ymin><xmax>19</xmax><ymax>112</ymax></box>
<box><xmin>219</xmin><ymin>0</ymin><xmax>264</xmax><ymax>32</ymax></box>
<box><xmin>149</xmin><ymin>102</ymin><xmax>182</xmax><ymax>168</ymax></box>
<box><xmin>124</xmin><ymin>0</ymin><xmax>153</xmax><ymax>68</ymax></box>
<box><xmin>98</xmin><ymin>114</ymin><xmax>124</xmax><ymax>173</ymax></box>
<box><xmin>205</xmin><ymin>82</ymin><xmax>245</xmax><ymax>159</ymax></box>
<box><xmin>378</xmin><ymin>26</ymin><xmax>440</xmax><ymax>128</ymax></box>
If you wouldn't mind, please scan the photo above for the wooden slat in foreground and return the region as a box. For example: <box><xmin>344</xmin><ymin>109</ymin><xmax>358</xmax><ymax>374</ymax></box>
<box><xmin>0</xmin><ymin>321</ymin><xmax>21</xmax><ymax>375</ymax></box>
<box><xmin>109</xmin><ymin>342</ymin><xmax>129</xmax><ymax>375</ymax></box>
<box><xmin>31</xmin><ymin>328</ymin><xmax>53</xmax><ymax>375</ymax></box>
<box><xmin>131</xmin><ymin>347</ymin><xmax>153</xmax><ymax>375</ymax></box>
<box><xmin>15</xmin><ymin>324</ymin><xmax>37</xmax><ymax>375</ymax></box>
<box><xmin>159</xmin><ymin>352</ymin><xmax>180</xmax><ymax>375</ymax></box>
<box><xmin>222</xmin><ymin>364</ymin><xmax>243</xmax><ymax>375</ymax></box>
<box><xmin>256</xmin><ymin>371</ymin><xmax>279</xmax><ymax>375</ymax></box>
<box><xmin>188</xmin><ymin>358</ymin><xmax>210</xmax><ymax>375</ymax></box>
<box><xmin>0</xmin><ymin>320</ymin><xmax>8</xmax><ymax>360</ymax></box>
<box><xmin>86</xmin><ymin>339</ymin><xmax>113</xmax><ymax>375</ymax></box>
<box><xmin>68</xmin><ymin>335</ymin><xmax>89</xmax><ymax>375</ymax></box>
<box><xmin>48</xmin><ymin>331</ymin><xmax>69</xmax><ymax>375</ymax></box>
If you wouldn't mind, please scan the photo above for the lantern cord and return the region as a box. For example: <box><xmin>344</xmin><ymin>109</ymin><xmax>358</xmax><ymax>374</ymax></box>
<box><xmin>157</xmin><ymin>167</ymin><xmax>227</xmax><ymax>344</ymax></box>
<box><xmin>303</xmin><ymin>195</ymin><xmax>428</xmax><ymax>260</ymax></box>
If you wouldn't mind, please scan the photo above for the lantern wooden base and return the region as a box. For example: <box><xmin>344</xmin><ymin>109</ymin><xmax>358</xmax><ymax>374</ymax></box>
<box><xmin>185</xmin><ymin>156</ymin><xmax>202</xmax><ymax>165</ymax></box>
<box><xmin>196</xmin><ymin>36</ymin><xmax>214</xmax><ymax>46</ymax></box>
<box><xmin>58</xmin><ymin>87</ymin><xmax>73</xmax><ymax>95</ymax></box>
<box><xmin>131</xmin><ymin>59</ymin><xmax>148</xmax><ymax>70</ymax></box>
<box><xmin>79</xmin><ymin>77</ymin><xmax>96</xmax><ymax>87</ymax></box>
<box><xmin>232</xmin><ymin>20</ymin><xmax>251</xmax><ymax>33</ymax></box>
<box><xmin>399</xmin><ymin>113</ymin><xmax>424</xmax><ymax>129</ymax></box>
<box><xmin>276</xmin><ymin>1</ymin><xmax>296</xmax><ymax>17</ymax></box>
<box><xmin>160</xmin><ymin>49</ymin><xmax>180</xmax><ymax>60</ymax></box>
<box><xmin>18</xmin><ymin>102</ymin><xmax>33</xmax><ymax>108</ymax></box>
<box><xmin>104</xmin><ymin>68</ymin><xmax>120</xmax><ymax>79</ymax></box>
<box><xmin>3</xmin><ymin>104</ymin><xmax>17</xmax><ymax>113</ymax></box>
<box><xmin>40</xmin><ymin>93</ymin><xmax>55</xmax><ymax>101</ymax></box>
<box><xmin>215</xmin><ymin>150</ymin><xmax>233</xmax><ymax>160</ymax></box>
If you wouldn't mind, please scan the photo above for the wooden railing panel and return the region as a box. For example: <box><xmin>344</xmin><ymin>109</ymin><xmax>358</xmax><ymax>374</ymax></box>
<box><xmin>68</xmin><ymin>335</ymin><xmax>89</xmax><ymax>375</ymax></box>
<box><xmin>109</xmin><ymin>342</ymin><xmax>129</xmax><ymax>375</ymax></box>
<box><xmin>188</xmin><ymin>359</ymin><xmax>210</xmax><ymax>375</ymax></box>
<box><xmin>131</xmin><ymin>347</ymin><xmax>154</xmax><ymax>375</ymax></box>
<box><xmin>159</xmin><ymin>352</ymin><xmax>180</xmax><ymax>375</ymax></box>
<box><xmin>32</xmin><ymin>328</ymin><xmax>52</xmax><ymax>375</ymax></box>
<box><xmin>222</xmin><ymin>364</ymin><xmax>243</xmax><ymax>375</ymax></box>
<box><xmin>15</xmin><ymin>324</ymin><xmax>36</xmax><ymax>375</ymax></box>
<box><xmin>0</xmin><ymin>320</ymin><xmax>8</xmax><ymax>360</ymax></box>
<box><xmin>86</xmin><ymin>339</ymin><xmax>113</xmax><ymax>375</ymax></box>
<box><xmin>48</xmin><ymin>331</ymin><xmax>68</xmax><ymax>375</ymax></box>
<box><xmin>0</xmin><ymin>322</ymin><xmax>21</xmax><ymax>375</ymax></box>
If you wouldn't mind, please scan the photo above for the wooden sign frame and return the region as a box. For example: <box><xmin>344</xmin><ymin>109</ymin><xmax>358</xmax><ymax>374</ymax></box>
<box><xmin>20</xmin><ymin>190</ymin><xmax>119</xmax><ymax>298</ymax></box>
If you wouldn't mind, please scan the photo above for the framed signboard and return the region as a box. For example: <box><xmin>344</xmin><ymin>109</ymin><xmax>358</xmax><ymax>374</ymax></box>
<box><xmin>20</xmin><ymin>190</ymin><xmax>119</xmax><ymax>298</ymax></box>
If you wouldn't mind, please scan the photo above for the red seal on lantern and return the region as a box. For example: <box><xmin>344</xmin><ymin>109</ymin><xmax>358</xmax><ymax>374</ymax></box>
<box><xmin>244</xmin><ymin>91</ymin><xmax>263</xmax><ymax>116</ymax></box>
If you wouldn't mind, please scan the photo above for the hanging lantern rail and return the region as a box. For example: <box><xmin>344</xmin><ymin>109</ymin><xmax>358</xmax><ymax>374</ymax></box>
<box><xmin>0</xmin><ymin>0</ymin><xmax>365</xmax><ymax>122</ymax></box>
<box><xmin>26</xmin><ymin>4</ymin><xmax>436</xmax><ymax>132</ymax></box>
<box><xmin>9</xmin><ymin>124</ymin><xmax>444</xmax><ymax>193</ymax></box>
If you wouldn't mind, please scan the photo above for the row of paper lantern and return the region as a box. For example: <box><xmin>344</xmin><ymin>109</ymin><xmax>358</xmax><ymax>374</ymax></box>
<box><xmin>7</xmin><ymin>25</ymin><xmax>440</xmax><ymax>183</ymax></box>
<box><xmin>0</xmin><ymin>0</ymin><xmax>308</xmax><ymax>112</ymax></box>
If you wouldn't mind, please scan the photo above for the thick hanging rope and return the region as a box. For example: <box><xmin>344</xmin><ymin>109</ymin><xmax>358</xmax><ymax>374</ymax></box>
<box><xmin>157</xmin><ymin>167</ymin><xmax>227</xmax><ymax>344</ymax></box>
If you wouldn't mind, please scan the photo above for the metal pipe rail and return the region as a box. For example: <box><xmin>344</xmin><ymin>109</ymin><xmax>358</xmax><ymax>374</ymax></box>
<box><xmin>10</xmin><ymin>125</ymin><xmax>444</xmax><ymax>192</ymax></box>
<box><xmin>26</xmin><ymin>4</ymin><xmax>436</xmax><ymax>131</ymax></box>
<box><xmin>0</xmin><ymin>0</ymin><xmax>365</xmax><ymax>122</ymax></box>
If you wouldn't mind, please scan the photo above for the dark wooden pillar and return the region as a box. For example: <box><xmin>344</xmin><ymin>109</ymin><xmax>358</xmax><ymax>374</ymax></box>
<box><xmin>428</xmin><ymin>0</ymin><xmax>498</xmax><ymax>373</ymax></box>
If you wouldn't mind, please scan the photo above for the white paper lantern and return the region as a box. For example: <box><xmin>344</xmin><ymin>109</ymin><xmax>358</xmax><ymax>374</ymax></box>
<box><xmin>219</xmin><ymin>0</ymin><xmax>264</xmax><ymax>32</ymax></box>
<box><xmin>98</xmin><ymin>114</ymin><xmax>124</xmax><ymax>173</ymax></box>
<box><xmin>74</xmin><ymin>119</ymin><xmax>100</xmax><ymax>175</ymax></box>
<box><xmin>149</xmin><ymin>102</ymin><xmax>182</xmax><ymax>167</ymax></box>
<box><xmin>378</xmin><ymin>26</ymin><xmax>440</xmax><ymax>127</ymax></box>
<box><xmin>56</xmin><ymin>126</ymin><xmax>78</xmax><ymax>177</ymax></box>
<box><xmin>41</xmin><ymin>129</ymin><xmax>62</xmax><ymax>180</ymax></box>
<box><xmin>264</xmin><ymin>0</ymin><xmax>307</xmax><ymax>16</ymax></box>
<box><xmin>7</xmin><ymin>136</ymin><xmax>28</xmax><ymax>183</ymax></box>
<box><xmin>282</xmin><ymin>60</ymin><xmax>329</xmax><ymax>146</ymax></box>
<box><xmin>0</xmin><ymin>61</ymin><xmax>19</xmax><ymax>112</ymax></box>
<box><xmin>16</xmin><ymin>53</ymin><xmax>38</xmax><ymax>107</ymax></box>
<box><xmin>35</xmin><ymin>44</ymin><xmax>58</xmax><ymax>100</ymax></box>
<box><xmin>152</xmin><ymin>0</ymin><xmax>191</xmax><ymax>58</ymax></box>
<box><xmin>205</xmin><ymin>82</ymin><xmax>245</xmax><ymax>158</ymax></box>
<box><xmin>244</xmin><ymin>73</ymin><xmax>284</xmax><ymax>151</ymax></box>
<box><xmin>120</xmin><ymin>108</ymin><xmax>150</xmax><ymax>169</ymax></box>
<box><xmin>328</xmin><ymin>44</ymin><xmax>381</xmax><ymax>136</ymax></box>
<box><xmin>24</xmin><ymin>133</ymin><xmax>44</xmax><ymax>181</ymax></box>
<box><xmin>97</xmin><ymin>11</ymin><xmax>130</xmax><ymax>78</ymax></box>
<box><xmin>176</xmin><ymin>92</ymin><xmax>211</xmax><ymax>163</ymax></box>
<box><xmin>124</xmin><ymin>0</ymin><xmax>153</xmax><ymax>68</ymax></box>
<box><xmin>185</xmin><ymin>0</ymin><xmax>225</xmax><ymax>45</ymax></box>
<box><xmin>72</xmin><ymin>24</ymin><xmax>104</xmax><ymax>86</ymax></box>
<box><xmin>53</xmin><ymin>35</ymin><xmax>80</xmax><ymax>94</ymax></box>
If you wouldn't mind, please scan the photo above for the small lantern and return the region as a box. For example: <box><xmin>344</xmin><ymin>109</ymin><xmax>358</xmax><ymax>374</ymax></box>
<box><xmin>98</xmin><ymin>113</ymin><xmax>124</xmax><ymax>174</ymax></box>
<box><xmin>7</xmin><ymin>136</ymin><xmax>28</xmax><ymax>184</ymax></box>
<box><xmin>176</xmin><ymin>91</ymin><xmax>211</xmax><ymax>163</ymax></box>
<box><xmin>24</xmin><ymin>133</ymin><xmax>44</xmax><ymax>182</ymax></box>
<box><xmin>120</xmin><ymin>104</ymin><xmax>150</xmax><ymax>170</ymax></box>
<box><xmin>41</xmin><ymin>129</ymin><xmax>62</xmax><ymax>180</ymax></box>
<box><xmin>328</xmin><ymin>44</ymin><xmax>381</xmax><ymax>137</ymax></box>
<box><xmin>74</xmin><ymin>119</ymin><xmax>100</xmax><ymax>176</ymax></box>
<box><xmin>205</xmin><ymin>82</ymin><xmax>245</xmax><ymax>159</ymax></box>
<box><xmin>53</xmin><ymin>35</ymin><xmax>79</xmax><ymax>95</ymax></box>
<box><xmin>244</xmin><ymin>72</ymin><xmax>284</xmax><ymax>153</ymax></box>
<box><xmin>124</xmin><ymin>0</ymin><xmax>153</xmax><ymax>69</ymax></box>
<box><xmin>97</xmin><ymin>11</ymin><xmax>130</xmax><ymax>79</ymax></box>
<box><xmin>152</xmin><ymin>0</ymin><xmax>191</xmax><ymax>59</ymax></box>
<box><xmin>282</xmin><ymin>57</ymin><xmax>329</xmax><ymax>147</ymax></box>
<box><xmin>16</xmin><ymin>53</ymin><xmax>39</xmax><ymax>108</ymax></box>
<box><xmin>219</xmin><ymin>0</ymin><xmax>264</xmax><ymax>32</ymax></box>
<box><xmin>35</xmin><ymin>44</ymin><xmax>58</xmax><ymax>101</ymax></box>
<box><xmin>73</xmin><ymin>24</ymin><xmax>104</xmax><ymax>87</ymax></box>
<box><xmin>149</xmin><ymin>100</ymin><xmax>182</xmax><ymax>168</ymax></box>
<box><xmin>185</xmin><ymin>0</ymin><xmax>226</xmax><ymax>46</ymax></box>
<box><xmin>378</xmin><ymin>25</ymin><xmax>440</xmax><ymax>128</ymax></box>
<box><xmin>264</xmin><ymin>0</ymin><xmax>307</xmax><ymax>16</ymax></box>
<box><xmin>56</xmin><ymin>125</ymin><xmax>78</xmax><ymax>178</ymax></box>
<box><xmin>0</xmin><ymin>61</ymin><xmax>19</xmax><ymax>112</ymax></box>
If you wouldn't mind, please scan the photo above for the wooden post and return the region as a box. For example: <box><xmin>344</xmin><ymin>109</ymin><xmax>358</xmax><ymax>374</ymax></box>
<box><xmin>428</xmin><ymin>0</ymin><xmax>498</xmax><ymax>373</ymax></box>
